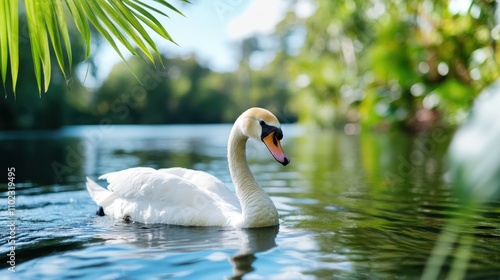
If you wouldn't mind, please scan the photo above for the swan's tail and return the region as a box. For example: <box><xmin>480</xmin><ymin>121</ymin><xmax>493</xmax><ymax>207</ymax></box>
<box><xmin>86</xmin><ymin>177</ymin><xmax>115</xmax><ymax>206</ymax></box>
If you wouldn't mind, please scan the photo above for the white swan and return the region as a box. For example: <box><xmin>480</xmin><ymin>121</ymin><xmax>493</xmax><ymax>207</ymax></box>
<box><xmin>86</xmin><ymin>107</ymin><xmax>290</xmax><ymax>228</ymax></box>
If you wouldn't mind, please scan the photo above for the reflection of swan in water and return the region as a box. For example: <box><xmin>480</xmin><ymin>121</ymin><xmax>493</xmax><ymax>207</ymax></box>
<box><xmin>91</xmin><ymin>220</ymin><xmax>279</xmax><ymax>279</ymax></box>
<box><xmin>227</xmin><ymin>226</ymin><xmax>280</xmax><ymax>280</ymax></box>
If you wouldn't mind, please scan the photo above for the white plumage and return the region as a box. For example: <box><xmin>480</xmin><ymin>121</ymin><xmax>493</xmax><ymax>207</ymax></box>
<box><xmin>87</xmin><ymin>167</ymin><xmax>241</xmax><ymax>226</ymax></box>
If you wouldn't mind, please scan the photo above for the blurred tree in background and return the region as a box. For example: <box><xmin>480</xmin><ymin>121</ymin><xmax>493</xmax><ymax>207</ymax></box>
<box><xmin>278</xmin><ymin>0</ymin><xmax>499</xmax><ymax>131</ymax></box>
<box><xmin>91</xmin><ymin>55</ymin><xmax>231</xmax><ymax>124</ymax></box>
<box><xmin>90</xmin><ymin>49</ymin><xmax>293</xmax><ymax>124</ymax></box>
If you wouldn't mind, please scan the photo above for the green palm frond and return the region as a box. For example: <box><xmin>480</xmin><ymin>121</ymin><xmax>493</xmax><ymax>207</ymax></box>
<box><xmin>0</xmin><ymin>0</ymin><xmax>19</xmax><ymax>92</ymax></box>
<box><xmin>0</xmin><ymin>0</ymin><xmax>188</xmax><ymax>95</ymax></box>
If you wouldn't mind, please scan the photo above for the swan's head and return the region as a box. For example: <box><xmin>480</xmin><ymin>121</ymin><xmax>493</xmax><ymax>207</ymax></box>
<box><xmin>238</xmin><ymin>107</ymin><xmax>290</xmax><ymax>166</ymax></box>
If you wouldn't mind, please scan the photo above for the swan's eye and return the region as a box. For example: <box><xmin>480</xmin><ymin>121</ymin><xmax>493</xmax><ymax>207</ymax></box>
<box><xmin>275</xmin><ymin>129</ymin><xmax>283</xmax><ymax>140</ymax></box>
<box><xmin>259</xmin><ymin>120</ymin><xmax>265</xmax><ymax>126</ymax></box>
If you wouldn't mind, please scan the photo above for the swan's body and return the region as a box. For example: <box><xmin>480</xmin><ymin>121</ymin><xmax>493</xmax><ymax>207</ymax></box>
<box><xmin>86</xmin><ymin>108</ymin><xmax>290</xmax><ymax>228</ymax></box>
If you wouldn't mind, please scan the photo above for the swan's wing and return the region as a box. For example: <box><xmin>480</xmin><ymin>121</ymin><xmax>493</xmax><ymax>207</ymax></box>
<box><xmin>159</xmin><ymin>167</ymin><xmax>241</xmax><ymax>210</ymax></box>
<box><xmin>96</xmin><ymin>167</ymin><xmax>240</xmax><ymax>225</ymax></box>
<box><xmin>99</xmin><ymin>167</ymin><xmax>206</xmax><ymax>205</ymax></box>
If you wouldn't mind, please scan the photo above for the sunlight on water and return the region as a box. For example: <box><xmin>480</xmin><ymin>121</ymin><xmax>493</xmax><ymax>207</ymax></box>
<box><xmin>1</xmin><ymin>124</ymin><xmax>500</xmax><ymax>279</ymax></box>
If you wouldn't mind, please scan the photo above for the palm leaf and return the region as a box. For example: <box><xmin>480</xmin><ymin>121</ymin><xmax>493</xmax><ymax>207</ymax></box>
<box><xmin>0</xmin><ymin>0</ymin><xmax>19</xmax><ymax>94</ymax></box>
<box><xmin>8</xmin><ymin>1</ymin><xmax>19</xmax><ymax>92</ymax></box>
<box><xmin>1</xmin><ymin>0</ymin><xmax>187</xmax><ymax>94</ymax></box>
<box><xmin>54</xmin><ymin>0</ymin><xmax>73</xmax><ymax>72</ymax></box>
<box><xmin>25</xmin><ymin>0</ymin><xmax>51</xmax><ymax>93</ymax></box>
<box><xmin>152</xmin><ymin>0</ymin><xmax>188</xmax><ymax>17</ymax></box>
<box><xmin>125</xmin><ymin>0</ymin><xmax>175</xmax><ymax>42</ymax></box>
<box><xmin>77</xmin><ymin>1</ymin><xmax>139</xmax><ymax>80</ymax></box>
<box><xmin>43</xmin><ymin>0</ymin><xmax>66</xmax><ymax>77</ymax></box>
<box><xmin>110</xmin><ymin>0</ymin><xmax>163</xmax><ymax>62</ymax></box>
<box><xmin>0</xmin><ymin>1</ymin><xmax>10</xmax><ymax>89</ymax></box>
<box><xmin>127</xmin><ymin>0</ymin><xmax>172</xmax><ymax>19</ymax></box>
<box><xmin>64</xmin><ymin>0</ymin><xmax>91</xmax><ymax>58</ymax></box>
<box><xmin>81</xmin><ymin>1</ymin><xmax>139</xmax><ymax>57</ymax></box>
<box><xmin>94</xmin><ymin>0</ymin><xmax>155</xmax><ymax>62</ymax></box>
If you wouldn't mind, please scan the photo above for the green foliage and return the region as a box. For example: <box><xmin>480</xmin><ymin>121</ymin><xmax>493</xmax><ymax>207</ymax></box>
<box><xmin>0</xmin><ymin>0</ymin><xmax>187</xmax><ymax>95</ymax></box>
<box><xmin>277</xmin><ymin>0</ymin><xmax>500</xmax><ymax>130</ymax></box>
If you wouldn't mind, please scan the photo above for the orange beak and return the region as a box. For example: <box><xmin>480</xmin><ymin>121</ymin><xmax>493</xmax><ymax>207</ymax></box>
<box><xmin>262</xmin><ymin>132</ymin><xmax>290</xmax><ymax>166</ymax></box>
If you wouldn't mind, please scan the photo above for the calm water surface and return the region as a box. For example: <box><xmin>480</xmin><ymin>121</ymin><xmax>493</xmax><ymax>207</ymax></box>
<box><xmin>1</xmin><ymin>124</ymin><xmax>499</xmax><ymax>279</ymax></box>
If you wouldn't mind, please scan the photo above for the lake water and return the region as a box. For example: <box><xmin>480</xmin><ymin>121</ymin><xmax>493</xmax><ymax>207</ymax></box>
<box><xmin>1</xmin><ymin>124</ymin><xmax>499</xmax><ymax>279</ymax></box>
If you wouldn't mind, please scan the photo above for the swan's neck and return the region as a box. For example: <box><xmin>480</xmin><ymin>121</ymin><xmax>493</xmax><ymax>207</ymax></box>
<box><xmin>228</xmin><ymin>125</ymin><xmax>279</xmax><ymax>228</ymax></box>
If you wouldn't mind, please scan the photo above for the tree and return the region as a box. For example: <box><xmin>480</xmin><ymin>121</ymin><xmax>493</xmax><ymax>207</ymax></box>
<box><xmin>274</xmin><ymin>0</ymin><xmax>500</xmax><ymax>130</ymax></box>
<box><xmin>91</xmin><ymin>55</ymin><xmax>234</xmax><ymax>124</ymax></box>
<box><xmin>0</xmin><ymin>0</ymin><xmax>188</xmax><ymax>95</ymax></box>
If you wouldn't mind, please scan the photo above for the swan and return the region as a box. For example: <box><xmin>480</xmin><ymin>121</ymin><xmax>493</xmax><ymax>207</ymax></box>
<box><xmin>86</xmin><ymin>107</ymin><xmax>290</xmax><ymax>228</ymax></box>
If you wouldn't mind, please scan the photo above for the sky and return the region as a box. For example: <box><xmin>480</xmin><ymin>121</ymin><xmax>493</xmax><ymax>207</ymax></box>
<box><xmin>79</xmin><ymin>0</ymin><xmax>293</xmax><ymax>87</ymax></box>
